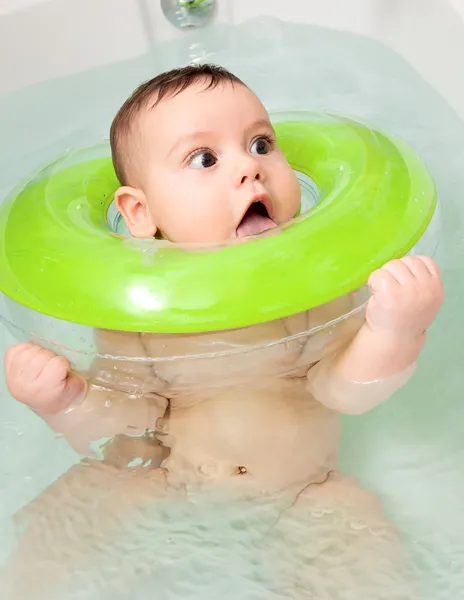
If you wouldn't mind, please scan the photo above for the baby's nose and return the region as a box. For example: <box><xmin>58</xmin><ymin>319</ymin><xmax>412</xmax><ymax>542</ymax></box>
<box><xmin>237</xmin><ymin>156</ymin><xmax>262</xmax><ymax>185</ymax></box>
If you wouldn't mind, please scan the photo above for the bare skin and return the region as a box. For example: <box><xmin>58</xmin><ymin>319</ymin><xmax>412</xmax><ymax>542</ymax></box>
<box><xmin>2</xmin><ymin>79</ymin><xmax>443</xmax><ymax>598</ymax></box>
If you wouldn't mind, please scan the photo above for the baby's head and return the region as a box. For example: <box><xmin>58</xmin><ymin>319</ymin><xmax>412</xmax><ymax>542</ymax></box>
<box><xmin>111</xmin><ymin>64</ymin><xmax>301</xmax><ymax>244</ymax></box>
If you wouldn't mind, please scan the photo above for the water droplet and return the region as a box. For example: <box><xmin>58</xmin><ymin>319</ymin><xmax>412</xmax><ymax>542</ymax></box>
<box><xmin>369</xmin><ymin>526</ymin><xmax>386</xmax><ymax>536</ymax></box>
<box><xmin>350</xmin><ymin>519</ymin><xmax>367</xmax><ymax>530</ymax></box>
<box><xmin>198</xmin><ymin>462</ymin><xmax>217</xmax><ymax>476</ymax></box>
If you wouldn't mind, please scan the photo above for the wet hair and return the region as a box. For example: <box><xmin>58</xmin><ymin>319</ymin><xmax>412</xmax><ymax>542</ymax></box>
<box><xmin>110</xmin><ymin>64</ymin><xmax>246</xmax><ymax>185</ymax></box>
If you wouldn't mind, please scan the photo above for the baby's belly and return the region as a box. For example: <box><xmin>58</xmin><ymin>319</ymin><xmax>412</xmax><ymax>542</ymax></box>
<box><xmin>160</xmin><ymin>377</ymin><xmax>341</xmax><ymax>494</ymax></box>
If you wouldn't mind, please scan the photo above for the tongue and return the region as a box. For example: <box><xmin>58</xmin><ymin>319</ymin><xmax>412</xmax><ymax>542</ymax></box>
<box><xmin>236</xmin><ymin>213</ymin><xmax>277</xmax><ymax>237</ymax></box>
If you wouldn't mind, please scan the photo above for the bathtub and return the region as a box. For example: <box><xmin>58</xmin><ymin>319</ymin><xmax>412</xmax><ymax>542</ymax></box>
<box><xmin>1</xmin><ymin>0</ymin><xmax>464</xmax><ymax>116</ymax></box>
<box><xmin>0</xmin><ymin>0</ymin><xmax>463</xmax><ymax>598</ymax></box>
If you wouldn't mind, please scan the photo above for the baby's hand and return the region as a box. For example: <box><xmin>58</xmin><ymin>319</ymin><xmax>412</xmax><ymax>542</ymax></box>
<box><xmin>366</xmin><ymin>256</ymin><xmax>444</xmax><ymax>337</ymax></box>
<box><xmin>4</xmin><ymin>342</ymin><xmax>86</xmax><ymax>413</ymax></box>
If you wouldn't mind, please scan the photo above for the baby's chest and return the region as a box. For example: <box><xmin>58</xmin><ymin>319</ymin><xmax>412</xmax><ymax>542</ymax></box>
<box><xmin>143</xmin><ymin>303</ymin><xmax>361</xmax><ymax>396</ymax></box>
<box><xmin>143</xmin><ymin>319</ymin><xmax>308</xmax><ymax>395</ymax></box>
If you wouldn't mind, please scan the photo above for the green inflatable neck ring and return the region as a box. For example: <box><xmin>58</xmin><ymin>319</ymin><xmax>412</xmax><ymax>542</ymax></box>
<box><xmin>0</xmin><ymin>111</ymin><xmax>436</xmax><ymax>333</ymax></box>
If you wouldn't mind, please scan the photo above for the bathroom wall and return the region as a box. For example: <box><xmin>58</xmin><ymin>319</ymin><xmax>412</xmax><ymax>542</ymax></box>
<box><xmin>0</xmin><ymin>0</ymin><xmax>464</xmax><ymax>117</ymax></box>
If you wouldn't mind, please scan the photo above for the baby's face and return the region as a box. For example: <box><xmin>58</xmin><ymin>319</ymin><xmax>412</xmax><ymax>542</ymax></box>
<box><xmin>122</xmin><ymin>82</ymin><xmax>301</xmax><ymax>243</ymax></box>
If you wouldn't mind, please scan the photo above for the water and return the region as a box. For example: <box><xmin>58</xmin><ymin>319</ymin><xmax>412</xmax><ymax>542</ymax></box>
<box><xmin>0</xmin><ymin>15</ymin><xmax>464</xmax><ymax>599</ymax></box>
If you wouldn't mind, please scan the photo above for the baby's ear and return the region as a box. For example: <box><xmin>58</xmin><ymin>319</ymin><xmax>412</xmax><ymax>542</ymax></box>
<box><xmin>115</xmin><ymin>186</ymin><xmax>157</xmax><ymax>238</ymax></box>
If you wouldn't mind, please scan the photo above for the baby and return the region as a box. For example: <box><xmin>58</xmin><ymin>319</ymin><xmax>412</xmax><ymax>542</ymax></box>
<box><xmin>2</xmin><ymin>64</ymin><xmax>443</xmax><ymax>598</ymax></box>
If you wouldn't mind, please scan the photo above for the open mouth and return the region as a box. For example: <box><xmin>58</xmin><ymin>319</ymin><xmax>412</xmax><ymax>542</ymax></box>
<box><xmin>236</xmin><ymin>200</ymin><xmax>277</xmax><ymax>238</ymax></box>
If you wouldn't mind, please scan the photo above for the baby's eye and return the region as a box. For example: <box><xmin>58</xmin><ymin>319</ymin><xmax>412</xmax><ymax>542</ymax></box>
<box><xmin>189</xmin><ymin>151</ymin><xmax>217</xmax><ymax>169</ymax></box>
<box><xmin>250</xmin><ymin>136</ymin><xmax>272</xmax><ymax>155</ymax></box>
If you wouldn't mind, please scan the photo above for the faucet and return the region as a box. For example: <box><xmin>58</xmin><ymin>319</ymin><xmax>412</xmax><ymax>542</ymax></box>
<box><xmin>161</xmin><ymin>0</ymin><xmax>216</xmax><ymax>29</ymax></box>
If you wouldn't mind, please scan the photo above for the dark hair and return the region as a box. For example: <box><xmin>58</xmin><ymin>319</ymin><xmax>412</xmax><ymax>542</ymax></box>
<box><xmin>110</xmin><ymin>64</ymin><xmax>246</xmax><ymax>185</ymax></box>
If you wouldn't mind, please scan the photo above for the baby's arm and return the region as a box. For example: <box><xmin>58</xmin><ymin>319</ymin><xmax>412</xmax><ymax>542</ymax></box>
<box><xmin>4</xmin><ymin>330</ymin><xmax>169</xmax><ymax>464</ymax></box>
<box><xmin>307</xmin><ymin>256</ymin><xmax>443</xmax><ymax>415</ymax></box>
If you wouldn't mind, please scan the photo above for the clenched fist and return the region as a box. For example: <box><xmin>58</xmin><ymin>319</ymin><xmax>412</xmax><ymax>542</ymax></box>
<box><xmin>4</xmin><ymin>342</ymin><xmax>86</xmax><ymax>413</ymax></box>
<box><xmin>366</xmin><ymin>256</ymin><xmax>444</xmax><ymax>337</ymax></box>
